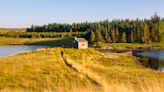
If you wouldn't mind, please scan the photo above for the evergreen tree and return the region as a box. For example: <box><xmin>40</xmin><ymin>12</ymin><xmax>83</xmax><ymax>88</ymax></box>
<box><xmin>104</xmin><ymin>29</ymin><xmax>111</xmax><ymax>43</ymax></box>
<box><xmin>143</xmin><ymin>23</ymin><xmax>150</xmax><ymax>43</ymax></box>
<box><xmin>26</xmin><ymin>14</ymin><xmax>161</xmax><ymax>43</ymax></box>
<box><xmin>95</xmin><ymin>28</ymin><xmax>103</xmax><ymax>42</ymax></box>
<box><xmin>89</xmin><ymin>31</ymin><xmax>95</xmax><ymax>43</ymax></box>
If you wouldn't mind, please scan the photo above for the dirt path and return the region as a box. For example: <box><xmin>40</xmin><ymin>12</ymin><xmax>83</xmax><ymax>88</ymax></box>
<box><xmin>60</xmin><ymin>51</ymin><xmax>110</xmax><ymax>92</ymax></box>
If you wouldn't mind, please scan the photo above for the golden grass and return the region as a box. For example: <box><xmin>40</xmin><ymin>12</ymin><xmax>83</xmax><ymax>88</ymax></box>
<box><xmin>98</xmin><ymin>33</ymin><xmax>164</xmax><ymax>50</ymax></box>
<box><xmin>0</xmin><ymin>28</ymin><xmax>26</xmax><ymax>32</ymax></box>
<box><xmin>0</xmin><ymin>37</ymin><xmax>76</xmax><ymax>47</ymax></box>
<box><xmin>0</xmin><ymin>37</ymin><xmax>57</xmax><ymax>45</ymax></box>
<box><xmin>0</xmin><ymin>48</ymin><xmax>163</xmax><ymax>92</ymax></box>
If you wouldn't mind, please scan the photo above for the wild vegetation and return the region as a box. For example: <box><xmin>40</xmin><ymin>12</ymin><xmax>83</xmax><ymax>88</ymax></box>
<box><xmin>26</xmin><ymin>14</ymin><xmax>162</xmax><ymax>43</ymax></box>
<box><xmin>0</xmin><ymin>32</ymin><xmax>86</xmax><ymax>38</ymax></box>
<box><xmin>0</xmin><ymin>15</ymin><xmax>164</xmax><ymax>50</ymax></box>
<box><xmin>0</xmin><ymin>28</ymin><xmax>26</xmax><ymax>32</ymax></box>
<box><xmin>0</xmin><ymin>37</ymin><xmax>57</xmax><ymax>45</ymax></box>
<box><xmin>0</xmin><ymin>14</ymin><xmax>163</xmax><ymax>44</ymax></box>
<box><xmin>0</xmin><ymin>48</ymin><xmax>163</xmax><ymax>92</ymax></box>
<box><xmin>0</xmin><ymin>15</ymin><xmax>163</xmax><ymax>92</ymax></box>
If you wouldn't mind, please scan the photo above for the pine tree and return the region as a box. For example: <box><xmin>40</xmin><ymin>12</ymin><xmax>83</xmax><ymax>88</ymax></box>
<box><xmin>111</xmin><ymin>28</ymin><xmax>116</xmax><ymax>43</ymax></box>
<box><xmin>89</xmin><ymin>31</ymin><xmax>95</xmax><ymax>43</ymax></box>
<box><xmin>122</xmin><ymin>32</ymin><xmax>127</xmax><ymax>43</ymax></box>
<box><xmin>143</xmin><ymin>23</ymin><xmax>150</xmax><ymax>43</ymax></box>
<box><xmin>95</xmin><ymin>28</ymin><xmax>102</xmax><ymax>42</ymax></box>
<box><xmin>104</xmin><ymin>29</ymin><xmax>111</xmax><ymax>43</ymax></box>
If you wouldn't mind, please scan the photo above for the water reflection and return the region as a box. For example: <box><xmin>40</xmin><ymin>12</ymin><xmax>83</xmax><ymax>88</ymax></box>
<box><xmin>138</xmin><ymin>50</ymin><xmax>164</xmax><ymax>61</ymax></box>
<box><xmin>135</xmin><ymin>50</ymin><xmax>164</xmax><ymax>72</ymax></box>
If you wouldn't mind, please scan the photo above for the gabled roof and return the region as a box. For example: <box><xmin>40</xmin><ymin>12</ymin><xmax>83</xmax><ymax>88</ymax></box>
<box><xmin>75</xmin><ymin>38</ymin><xmax>88</xmax><ymax>42</ymax></box>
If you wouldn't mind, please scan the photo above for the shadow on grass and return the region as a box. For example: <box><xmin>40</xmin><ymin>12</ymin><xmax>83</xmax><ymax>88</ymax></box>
<box><xmin>29</xmin><ymin>38</ymin><xmax>75</xmax><ymax>47</ymax></box>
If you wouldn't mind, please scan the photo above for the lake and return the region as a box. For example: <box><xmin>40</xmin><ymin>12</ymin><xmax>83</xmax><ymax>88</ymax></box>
<box><xmin>135</xmin><ymin>50</ymin><xmax>164</xmax><ymax>72</ymax></box>
<box><xmin>0</xmin><ymin>45</ymin><xmax>48</xmax><ymax>58</ymax></box>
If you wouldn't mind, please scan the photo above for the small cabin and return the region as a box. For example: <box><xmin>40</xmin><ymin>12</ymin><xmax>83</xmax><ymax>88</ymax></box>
<box><xmin>73</xmin><ymin>37</ymin><xmax>88</xmax><ymax>49</ymax></box>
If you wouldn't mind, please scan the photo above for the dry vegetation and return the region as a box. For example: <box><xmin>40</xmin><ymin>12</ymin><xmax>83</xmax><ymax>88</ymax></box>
<box><xmin>0</xmin><ymin>48</ymin><xmax>163</xmax><ymax>92</ymax></box>
<box><xmin>0</xmin><ymin>38</ymin><xmax>57</xmax><ymax>45</ymax></box>
<box><xmin>0</xmin><ymin>24</ymin><xmax>163</xmax><ymax>92</ymax></box>
<box><xmin>0</xmin><ymin>28</ymin><xmax>26</xmax><ymax>32</ymax></box>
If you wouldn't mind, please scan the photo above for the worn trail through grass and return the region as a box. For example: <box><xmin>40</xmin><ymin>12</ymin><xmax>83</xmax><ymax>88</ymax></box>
<box><xmin>0</xmin><ymin>48</ymin><xmax>164</xmax><ymax>92</ymax></box>
<box><xmin>60</xmin><ymin>50</ymin><xmax>111</xmax><ymax>92</ymax></box>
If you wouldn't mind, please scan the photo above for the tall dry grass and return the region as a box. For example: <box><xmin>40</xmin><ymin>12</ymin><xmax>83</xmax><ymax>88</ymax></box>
<box><xmin>0</xmin><ymin>48</ymin><xmax>163</xmax><ymax>92</ymax></box>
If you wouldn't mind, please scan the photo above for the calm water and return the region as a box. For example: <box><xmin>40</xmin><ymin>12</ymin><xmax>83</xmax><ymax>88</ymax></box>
<box><xmin>0</xmin><ymin>45</ymin><xmax>48</xmax><ymax>57</ymax></box>
<box><xmin>136</xmin><ymin>50</ymin><xmax>164</xmax><ymax>72</ymax></box>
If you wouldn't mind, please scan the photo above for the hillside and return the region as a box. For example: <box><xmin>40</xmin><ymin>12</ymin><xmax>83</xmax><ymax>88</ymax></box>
<box><xmin>0</xmin><ymin>28</ymin><xmax>26</xmax><ymax>32</ymax></box>
<box><xmin>0</xmin><ymin>48</ymin><xmax>163</xmax><ymax>92</ymax></box>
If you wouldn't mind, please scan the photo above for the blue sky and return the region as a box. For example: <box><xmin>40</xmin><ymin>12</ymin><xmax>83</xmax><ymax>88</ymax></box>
<box><xmin>0</xmin><ymin>0</ymin><xmax>164</xmax><ymax>28</ymax></box>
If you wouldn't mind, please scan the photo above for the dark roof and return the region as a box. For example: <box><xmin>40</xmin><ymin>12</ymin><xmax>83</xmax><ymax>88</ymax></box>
<box><xmin>75</xmin><ymin>38</ymin><xmax>88</xmax><ymax>42</ymax></box>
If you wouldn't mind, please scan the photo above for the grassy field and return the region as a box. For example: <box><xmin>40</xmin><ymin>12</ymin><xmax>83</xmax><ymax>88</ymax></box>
<box><xmin>98</xmin><ymin>41</ymin><xmax>164</xmax><ymax>50</ymax></box>
<box><xmin>0</xmin><ymin>37</ymin><xmax>78</xmax><ymax>47</ymax></box>
<box><xmin>0</xmin><ymin>48</ymin><xmax>164</xmax><ymax>92</ymax></box>
<box><xmin>0</xmin><ymin>38</ymin><xmax>57</xmax><ymax>45</ymax></box>
<box><xmin>0</xmin><ymin>34</ymin><xmax>163</xmax><ymax>49</ymax></box>
<box><xmin>0</xmin><ymin>28</ymin><xmax>26</xmax><ymax>32</ymax></box>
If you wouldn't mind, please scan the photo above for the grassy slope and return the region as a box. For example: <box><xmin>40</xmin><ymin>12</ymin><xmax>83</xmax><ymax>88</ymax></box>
<box><xmin>0</xmin><ymin>28</ymin><xmax>56</xmax><ymax>46</ymax></box>
<box><xmin>0</xmin><ymin>48</ymin><xmax>163</xmax><ymax>92</ymax></box>
<box><xmin>99</xmin><ymin>40</ymin><xmax>164</xmax><ymax>50</ymax></box>
<box><xmin>0</xmin><ymin>38</ymin><xmax>78</xmax><ymax>47</ymax></box>
<box><xmin>0</xmin><ymin>28</ymin><xmax>26</xmax><ymax>32</ymax></box>
<box><xmin>0</xmin><ymin>38</ymin><xmax>57</xmax><ymax>45</ymax></box>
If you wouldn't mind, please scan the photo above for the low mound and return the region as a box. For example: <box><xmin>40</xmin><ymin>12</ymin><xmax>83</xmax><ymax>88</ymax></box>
<box><xmin>0</xmin><ymin>28</ymin><xmax>26</xmax><ymax>32</ymax></box>
<box><xmin>0</xmin><ymin>48</ymin><xmax>164</xmax><ymax>92</ymax></box>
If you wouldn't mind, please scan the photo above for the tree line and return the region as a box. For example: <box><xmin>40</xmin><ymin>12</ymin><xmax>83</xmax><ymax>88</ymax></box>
<box><xmin>27</xmin><ymin>14</ymin><xmax>161</xmax><ymax>43</ymax></box>
<box><xmin>88</xmin><ymin>14</ymin><xmax>161</xmax><ymax>43</ymax></box>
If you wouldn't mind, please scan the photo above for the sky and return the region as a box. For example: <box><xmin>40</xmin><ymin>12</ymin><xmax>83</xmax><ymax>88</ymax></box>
<box><xmin>0</xmin><ymin>0</ymin><xmax>164</xmax><ymax>28</ymax></box>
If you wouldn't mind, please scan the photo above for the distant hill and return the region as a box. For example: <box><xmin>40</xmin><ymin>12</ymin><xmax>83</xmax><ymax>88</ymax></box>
<box><xmin>0</xmin><ymin>28</ymin><xmax>26</xmax><ymax>32</ymax></box>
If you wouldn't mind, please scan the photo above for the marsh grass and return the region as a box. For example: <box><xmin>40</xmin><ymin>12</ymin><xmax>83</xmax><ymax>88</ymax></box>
<box><xmin>0</xmin><ymin>48</ymin><xmax>164</xmax><ymax>92</ymax></box>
